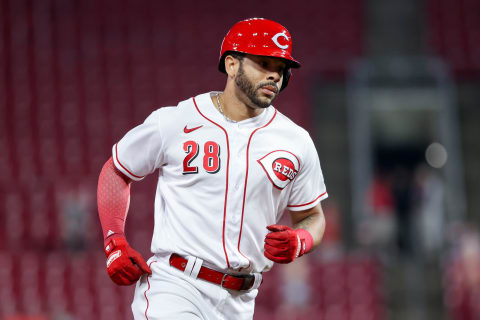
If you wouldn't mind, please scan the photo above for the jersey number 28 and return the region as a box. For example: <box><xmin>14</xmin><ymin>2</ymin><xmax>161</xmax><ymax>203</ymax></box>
<box><xmin>183</xmin><ymin>141</ymin><xmax>220</xmax><ymax>174</ymax></box>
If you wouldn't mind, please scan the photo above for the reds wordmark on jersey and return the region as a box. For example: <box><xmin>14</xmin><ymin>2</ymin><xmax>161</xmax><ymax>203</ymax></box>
<box><xmin>112</xmin><ymin>92</ymin><xmax>328</xmax><ymax>273</ymax></box>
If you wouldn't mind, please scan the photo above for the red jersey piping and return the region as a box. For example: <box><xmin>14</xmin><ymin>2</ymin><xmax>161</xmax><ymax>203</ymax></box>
<box><xmin>287</xmin><ymin>191</ymin><xmax>328</xmax><ymax>208</ymax></box>
<box><xmin>144</xmin><ymin>260</ymin><xmax>157</xmax><ymax>320</ymax></box>
<box><xmin>114</xmin><ymin>144</ymin><xmax>145</xmax><ymax>179</ymax></box>
<box><xmin>192</xmin><ymin>97</ymin><xmax>231</xmax><ymax>268</ymax></box>
<box><xmin>237</xmin><ymin>109</ymin><xmax>278</xmax><ymax>264</ymax></box>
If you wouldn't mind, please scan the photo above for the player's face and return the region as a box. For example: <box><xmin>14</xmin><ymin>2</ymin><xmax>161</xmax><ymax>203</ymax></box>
<box><xmin>234</xmin><ymin>55</ymin><xmax>285</xmax><ymax>109</ymax></box>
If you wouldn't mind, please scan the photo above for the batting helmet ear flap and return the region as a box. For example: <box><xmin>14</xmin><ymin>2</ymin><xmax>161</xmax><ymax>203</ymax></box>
<box><xmin>280</xmin><ymin>68</ymin><xmax>291</xmax><ymax>91</ymax></box>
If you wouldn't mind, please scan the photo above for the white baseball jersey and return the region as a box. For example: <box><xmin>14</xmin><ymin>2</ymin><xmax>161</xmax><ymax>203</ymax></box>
<box><xmin>112</xmin><ymin>92</ymin><xmax>328</xmax><ymax>274</ymax></box>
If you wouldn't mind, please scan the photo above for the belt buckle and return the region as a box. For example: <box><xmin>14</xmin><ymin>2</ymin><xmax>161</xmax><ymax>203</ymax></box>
<box><xmin>220</xmin><ymin>273</ymin><xmax>228</xmax><ymax>288</ymax></box>
<box><xmin>221</xmin><ymin>273</ymin><xmax>254</xmax><ymax>291</ymax></box>
<box><xmin>239</xmin><ymin>274</ymin><xmax>254</xmax><ymax>291</ymax></box>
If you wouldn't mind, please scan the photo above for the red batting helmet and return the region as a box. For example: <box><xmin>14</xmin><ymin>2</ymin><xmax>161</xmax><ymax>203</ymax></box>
<box><xmin>218</xmin><ymin>18</ymin><xmax>301</xmax><ymax>91</ymax></box>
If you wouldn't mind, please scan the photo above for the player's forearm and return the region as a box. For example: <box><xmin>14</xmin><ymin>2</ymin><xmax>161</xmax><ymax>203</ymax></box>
<box><xmin>293</xmin><ymin>211</ymin><xmax>326</xmax><ymax>249</ymax></box>
<box><xmin>97</xmin><ymin>157</ymin><xmax>132</xmax><ymax>242</ymax></box>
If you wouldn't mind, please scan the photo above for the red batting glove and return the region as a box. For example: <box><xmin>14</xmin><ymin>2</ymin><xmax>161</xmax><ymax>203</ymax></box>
<box><xmin>104</xmin><ymin>236</ymin><xmax>152</xmax><ymax>286</ymax></box>
<box><xmin>264</xmin><ymin>225</ymin><xmax>314</xmax><ymax>264</ymax></box>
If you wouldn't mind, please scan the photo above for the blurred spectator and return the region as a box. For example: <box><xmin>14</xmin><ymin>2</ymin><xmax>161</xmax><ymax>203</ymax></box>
<box><xmin>58</xmin><ymin>182</ymin><xmax>93</xmax><ymax>251</ymax></box>
<box><xmin>444</xmin><ymin>226</ymin><xmax>480</xmax><ymax>320</ymax></box>
<box><xmin>314</xmin><ymin>200</ymin><xmax>344</xmax><ymax>262</ymax></box>
<box><xmin>413</xmin><ymin>165</ymin><xmax>445</xmax><ymax>256</ymax></box>
<box><xmin>50</xmin><ymin>312</ymin><xmax>75</xmax><ymax>320</ymax></box>
<box><xmin>391</xmin><ymin>166</ymin><xmax>415</xmax><ymax>256</ymax></box>
<box><xmin>358</xmin><ymin>171</ymin><xmax>396</xmax><ymax>260</ymax></box>
<box><xmin>275</xmin><ymin>257</ymin><xmax>316</xmax><ymax>320</ymax></box>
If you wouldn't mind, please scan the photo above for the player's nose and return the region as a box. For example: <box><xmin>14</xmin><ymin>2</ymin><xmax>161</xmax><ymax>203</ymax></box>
<box><xmin>266</xmin><ymin>70</ymin><xmax>282</xmax><ymax>83</ymax></box>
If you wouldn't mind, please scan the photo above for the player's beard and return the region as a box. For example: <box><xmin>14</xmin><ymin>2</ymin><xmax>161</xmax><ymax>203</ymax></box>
<box><xmin>235</xmin><ymin>63</ymin><xmax>279</xmax><ymax>109</ymax></box>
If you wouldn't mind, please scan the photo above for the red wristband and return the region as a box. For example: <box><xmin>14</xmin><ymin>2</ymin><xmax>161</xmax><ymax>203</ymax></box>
<box><xmin>296</xmin><ymin>229</ymin><xmax>314</xmax><ymax>256</ymax></box>
<box><xmin>104</xmin><ymin>231</ymin><xmax>124</xmax><ymax>241</ymax></box>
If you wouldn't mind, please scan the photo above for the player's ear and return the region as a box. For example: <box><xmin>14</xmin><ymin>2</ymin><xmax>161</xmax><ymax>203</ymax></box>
<box><xmin>224</xmin><ymin>55</ymin><xmax>240</xmax><ymax>78</ymax></box>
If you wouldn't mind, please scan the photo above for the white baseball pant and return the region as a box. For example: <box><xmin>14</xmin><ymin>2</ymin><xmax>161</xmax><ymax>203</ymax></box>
<box><xmin>131</xmin><ymin>254</ymin><xmax>259</xmax><ymax>320</ymax></box>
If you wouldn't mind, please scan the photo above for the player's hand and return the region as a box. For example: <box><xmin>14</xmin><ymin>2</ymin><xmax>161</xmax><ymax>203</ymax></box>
<box><xmin>264</xmin><ymin>224</ymin><xmax>305</xmax><ymax>264</ymax></box>
<box><xmin>104</xmin><ymin>236</ymin><xmax>152</xmax><ymax>286</ymax></box>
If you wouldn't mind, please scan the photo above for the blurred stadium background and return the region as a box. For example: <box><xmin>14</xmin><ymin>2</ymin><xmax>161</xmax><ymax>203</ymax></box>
<box><xmin>1</xmin><ymin>0</ymin><xmax>480</xmax><ymax>319</ymax></box>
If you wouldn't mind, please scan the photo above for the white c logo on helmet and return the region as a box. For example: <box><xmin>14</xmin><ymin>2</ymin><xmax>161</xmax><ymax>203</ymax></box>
<box><xmin>272</xmin><ymin>33</ymin><xmax>289</xmax><ymax>50</ymax></box>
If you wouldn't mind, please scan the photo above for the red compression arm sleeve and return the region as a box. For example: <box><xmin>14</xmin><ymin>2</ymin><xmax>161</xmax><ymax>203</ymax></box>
<box><xmin>97</xmin><ymin>157</ymin><xmax>131</xmax><ymax>244</ymax></box>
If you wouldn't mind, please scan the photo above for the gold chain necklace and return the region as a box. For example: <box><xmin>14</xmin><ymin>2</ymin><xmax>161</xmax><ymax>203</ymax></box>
<box><xmin>216</xmin><ymin>93</ymin><xmax>238</xmax><ymax>123</ymax></box>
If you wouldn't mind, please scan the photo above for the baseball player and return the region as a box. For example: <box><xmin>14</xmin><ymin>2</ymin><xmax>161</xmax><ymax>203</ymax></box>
<box><xmin>97</xmin><ymin>17</ymin><xmax>328</xmax><ymax>319</ymax></box>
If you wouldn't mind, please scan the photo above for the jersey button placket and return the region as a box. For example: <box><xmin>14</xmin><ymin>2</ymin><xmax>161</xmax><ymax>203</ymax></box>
<box><xmin>230</xmin><ymin>127</ymin><xmax>243</xmax><ymax>191</ymax></box>
<box><xmin>225</xmin><ymin>126</ymin><xmax>249</xmax><ymax>268</ymax></box>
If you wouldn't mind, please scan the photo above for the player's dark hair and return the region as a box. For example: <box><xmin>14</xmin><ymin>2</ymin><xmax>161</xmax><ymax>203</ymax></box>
<box><xmin>226</xmin><ymin>51</ymin><xmax>245</xmax><ymax>62</ymax></box>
